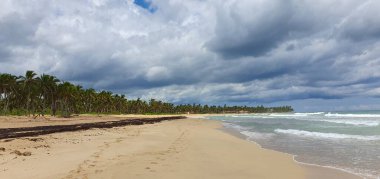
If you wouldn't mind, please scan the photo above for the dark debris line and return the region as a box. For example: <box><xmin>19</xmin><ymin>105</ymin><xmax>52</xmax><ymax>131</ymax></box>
<box><xmin>0</xmin><ymin>116</ymin><xmax>187</xmax><ymax>140</ymax></box>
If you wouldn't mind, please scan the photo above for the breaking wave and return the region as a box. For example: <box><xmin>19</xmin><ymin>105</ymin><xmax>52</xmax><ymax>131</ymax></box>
<box><xmin>274</xmin><ymin>129</ymin><xmax>380</xmax><ymax>141</ymax></box>
<box><xmin>325</xmin><ymin>113</ymin><xmax>380</xmax><ymax>118</ymax></box>
<box><xmin>321</xmin><ymin>119</ymin><xmax>379</xmax><ymax>127</ymax></box>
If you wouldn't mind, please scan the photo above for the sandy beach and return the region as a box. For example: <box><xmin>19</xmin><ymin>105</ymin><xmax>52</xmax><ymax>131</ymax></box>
<box><xmin>0</xmin><ymin>116</ymin><xmax>361</xmax><ymax>179</ymax></box>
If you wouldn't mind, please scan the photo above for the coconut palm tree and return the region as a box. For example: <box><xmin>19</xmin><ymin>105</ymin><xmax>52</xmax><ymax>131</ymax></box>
<box><xmin>36</xmin><ymin>74</ymin><xmax>60</xmax><ymax>116</ymax></box>
<box><xmin>82</xmin><ymin>88</ymin><xmax>96</xmax><ymax>113</ymax></box>
<box><xmin>0</xmin><ymin>73</ymin><xmax>18</xmax><ymax>113</ymax></box>
<box><xmin>57</xmin><ymin>82</ymin><xmax>77</xmax><ymax>117</ymax></box>
<box><xmin>19</xmin><ymin>71</ymin><xmax>37</xmax><ymax>116</ymax></box>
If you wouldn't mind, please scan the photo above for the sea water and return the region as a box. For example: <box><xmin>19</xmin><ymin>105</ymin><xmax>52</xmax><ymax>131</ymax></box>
<box><xmin>208</xmin><ymin>111</ymin><xmax>380</xmax><ymax>179</ymax></box>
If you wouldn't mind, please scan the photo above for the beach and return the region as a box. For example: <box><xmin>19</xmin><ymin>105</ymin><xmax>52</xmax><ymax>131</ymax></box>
<box><xmin>0</xmin><ymin>116</ymin><xmax>360</xmax><ymax>179</ymax></box>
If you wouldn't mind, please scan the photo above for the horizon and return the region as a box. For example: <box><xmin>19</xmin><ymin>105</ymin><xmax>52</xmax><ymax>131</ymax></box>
<box><xmin>1</xmin><ymin>0</ymin><xmax>380</xmax><ymax>112</ymax></box>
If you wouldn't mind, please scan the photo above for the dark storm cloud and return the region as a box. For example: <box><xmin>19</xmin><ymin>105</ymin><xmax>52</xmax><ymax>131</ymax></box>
<box><xmin>0</xmin><ymin>12</ymin><xmax>42</xmax><ymax>64</ymax></box>
<box><xmin>206</xmin><ymin>0</ymin><xmax>364</xmax><ymax>59</ymax></box>
<box><xmin>1</xmin><ymin>0</ymin><xmax>380</xmax><ymax>111</ymax></box>
<box><xmin>207</xmin><ymin>1</ymin><xmax>295</xmax><ymax>58</ymax></box>
<box><xmin>0</xmin><ymin>14</ymin><xmax>36</xmax><ymax>46</ymax></box>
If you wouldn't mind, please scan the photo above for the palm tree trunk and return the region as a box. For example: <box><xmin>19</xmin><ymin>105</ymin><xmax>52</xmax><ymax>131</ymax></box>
<box><xmin>51</xmin><ymin>99</ymin><xmax>56</xmax><ymax>116</ymax></box>
<box><xmin>41</xmin><ymin>95</ymin><xmax>46</xmax><ymax>116</ymax></box>
<box><xmin>26</xmin><ymin>91</ymin><xmax>30</xmax><ymax>116</ymax></box>
<box><xmin>3</xmin><ymin>89</ymin><xmax>9</xmax><ymax>113</ymax></box>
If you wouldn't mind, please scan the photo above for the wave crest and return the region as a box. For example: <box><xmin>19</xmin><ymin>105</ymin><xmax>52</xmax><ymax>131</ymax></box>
<box><xmin>322</xmin><ymin>119</ymin><xmax>379</xmax><ymax>126</ymax></box>
<box><xmin>274</xmin><ymin>129</ymin><xmax>380</xmax><ymax>141</ymax></box>
<box><xmin>240</xmin><ymin>131</ymin><xmax>275</xmax><ymax>139</ymax></box>
<box><xmin>325</xmin><ymin>113</ymin><xmax>380</xmax><ymax>118</ymax></box>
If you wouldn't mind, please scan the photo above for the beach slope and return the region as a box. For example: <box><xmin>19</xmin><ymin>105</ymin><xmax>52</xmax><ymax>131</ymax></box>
<box><xmin>0</xmin><ymin>118</ymin><xmax>359</xmax><ymax>179</ymax></box>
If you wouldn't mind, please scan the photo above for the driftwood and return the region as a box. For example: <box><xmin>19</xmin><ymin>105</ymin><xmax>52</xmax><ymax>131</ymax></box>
<box><xmin>0</xmin><ymin>116</ymin><xmax>186</xmax><ymax>140</ymax></box>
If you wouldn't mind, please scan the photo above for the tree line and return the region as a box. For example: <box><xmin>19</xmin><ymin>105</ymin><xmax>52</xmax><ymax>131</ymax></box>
<box><xmin>0</xmin><ymin>71</ymin><xmax>293</xmax><ymax>117</ymax></box>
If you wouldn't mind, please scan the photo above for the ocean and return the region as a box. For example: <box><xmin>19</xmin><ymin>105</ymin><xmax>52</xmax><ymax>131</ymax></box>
<box><xmin>208</xmin><ymin>111</ymin><xmax>380</xmax><ymax>179</ymax></box>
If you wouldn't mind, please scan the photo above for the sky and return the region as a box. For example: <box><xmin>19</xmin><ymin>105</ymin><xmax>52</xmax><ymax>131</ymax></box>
<box><xmin>1</xmin><ymin>0</ymin><xmax>380</xmax><ymax>112</ymax></box>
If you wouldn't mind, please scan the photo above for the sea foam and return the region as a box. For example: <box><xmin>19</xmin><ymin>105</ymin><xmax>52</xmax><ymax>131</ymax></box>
<box><xmin>325</xmin><ymin>113</ymin><xmax>380</xmax><ymax>118</ymax></box>
<box><xmin>240</xmin><ymin>131</ymin><xmax>275</xmax><ymax>139</ymax></box>
<box><xmin>321</xmin><ymin>119</ymin><xmax>380</xmax><ymax>126</ymax></box>
<box><xmin>274</xmin><ymin>129</ymin><xmax>380</xmax><ymax>141</ymax></box>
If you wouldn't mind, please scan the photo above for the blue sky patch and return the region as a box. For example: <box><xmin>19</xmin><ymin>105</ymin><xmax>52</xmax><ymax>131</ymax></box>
<box><xmin>134</xmin><ymin>0</ymin><xmax>156</xmax><ymax>13</ymax></box>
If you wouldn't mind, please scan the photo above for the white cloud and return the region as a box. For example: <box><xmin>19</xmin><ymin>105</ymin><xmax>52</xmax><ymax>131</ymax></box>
<box><xmin>145</xmin><ymin>66</ymin><xmax>170</xmax><ymax>82</ymax></box>
<box><xmin>0</xmin><ymin>0</ymin><xmax>380</xmax><ymax>111</ymax></box>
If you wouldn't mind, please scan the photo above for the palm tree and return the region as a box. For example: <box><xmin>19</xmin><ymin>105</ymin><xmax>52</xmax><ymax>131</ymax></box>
<box><xmin>57</xmin><ymin>82</ymin><xmax>77</xmax><ymax>117</ymax></box>
<box><xmin>83</xmin><ymin>88</ymin><xmax>96</xmax><ymax>113</ymax></box>
<box><xmin>19</xmin><ymin>71</ymin><xmax>37</xmax><ymax>116</ymax></box>
<box><xmin>114</xmin><ymin>94</ymin><xmax>127</xmax><ymax>114</ymax></box>
<box><xmin>95</xmin><ymin>91</ymin><xmax>114</xmax><ymax>114</ymax></box>
<box><xmin>0</xmin><ymin>74</ymin><xmax>18</xmax><ymax>113</ymax></box>
<box><xmin>36</xmin><ymin>74</ymin><xmax>60</xmax><ymax>116</ymax></box>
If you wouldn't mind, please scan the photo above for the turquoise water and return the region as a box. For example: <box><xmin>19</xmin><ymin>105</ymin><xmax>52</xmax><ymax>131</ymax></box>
<box><xmin>209</xmin><ymin>112</ymin><xmax>380</xmax><ymax>179</ymax></box>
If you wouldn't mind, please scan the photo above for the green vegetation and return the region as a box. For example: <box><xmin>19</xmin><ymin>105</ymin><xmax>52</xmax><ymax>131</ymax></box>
<box><xmin>0</xmin><ymin>71</ymin><xmax>293</xmax><ymax>117</ymax></box>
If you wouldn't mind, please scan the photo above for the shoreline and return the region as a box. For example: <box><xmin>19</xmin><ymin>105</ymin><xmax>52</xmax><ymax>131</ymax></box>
<box><xmin>218</xmin><ymin>119</ymin><xmax>364</xmax><ymax>179</ymax></box>
<box><xmin>295</xmin><ymin>158</ymin><xmax>364</xmax><ymax>179</ymax></box>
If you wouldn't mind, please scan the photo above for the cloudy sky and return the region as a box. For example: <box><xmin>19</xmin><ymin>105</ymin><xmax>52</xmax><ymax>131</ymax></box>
<box><xmin>1</xmin><ymin>0</ymin><xmax>380</xmax><ymax>111</ymax></box>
